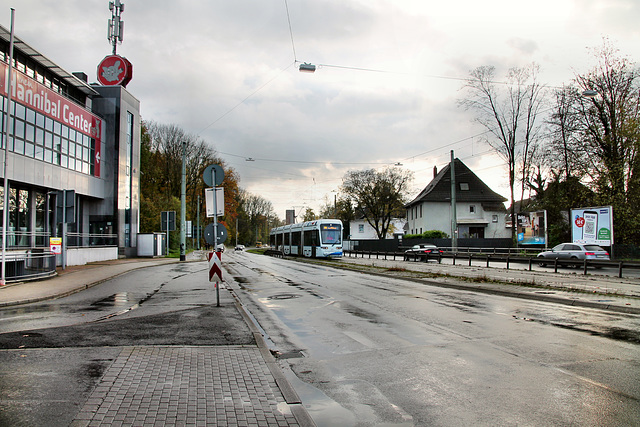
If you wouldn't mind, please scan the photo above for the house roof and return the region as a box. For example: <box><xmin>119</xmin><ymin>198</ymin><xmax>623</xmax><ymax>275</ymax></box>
<box><xmin>406</xmin><ymin>158</ymin><xmax>507</xmax><ymax>208</ymax></box>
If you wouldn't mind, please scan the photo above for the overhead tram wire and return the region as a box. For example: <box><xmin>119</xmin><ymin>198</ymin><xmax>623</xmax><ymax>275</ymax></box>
<box><xmin>196</xmin><ymin>61</ymin><xmax>295</xmax><ymax>136</ymax></box>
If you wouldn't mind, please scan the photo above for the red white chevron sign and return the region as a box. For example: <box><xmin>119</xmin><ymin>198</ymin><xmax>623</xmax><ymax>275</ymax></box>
<box><xmin>208</xmin><ymin>251</ymin><xmax>222</xmax><ymax>282</ymax></box>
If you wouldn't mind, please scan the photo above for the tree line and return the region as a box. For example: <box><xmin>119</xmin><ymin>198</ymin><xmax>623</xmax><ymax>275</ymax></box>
<box><xmin>139</xmin><ymin>121</ymin><xmax>280</xmax><ymax>252</ymax></box>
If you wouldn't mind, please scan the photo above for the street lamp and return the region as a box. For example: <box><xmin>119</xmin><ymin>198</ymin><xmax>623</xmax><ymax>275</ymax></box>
<box><xmin>299</xmin><ymin>62</ymin><xmax>316</xmax><ymax>73</ymax></box>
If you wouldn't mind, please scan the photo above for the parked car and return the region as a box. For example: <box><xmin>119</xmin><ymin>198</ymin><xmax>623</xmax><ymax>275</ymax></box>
<box><xmin>536</xmin><ymin>243</ymin><xmax>609</xmax><ymax>267</ymax></box>
<box><xmin>235</xmin><ymin>245</ymin><xmax>245</xmax><ymax>251</ymax></box>
<box><xmin>405</xmin><ymin>244</ymin><xmax>443</xmax><ymax>256</ymax></box>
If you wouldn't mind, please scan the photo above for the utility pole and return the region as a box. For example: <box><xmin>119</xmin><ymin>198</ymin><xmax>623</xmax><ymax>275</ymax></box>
<box><xmin>1</xmin><ymin>9</ymin><xmax>15</xmax><ymax>286</ymax></box>
<box><xmin>180</xmin><ymin>141</ymin><xmax>186</xmax><ymax>261</ymax></box>
<box><xmin>450</xmin><ymin>150</ymin><xmax>457</xmax><ymax>252</ymax></box>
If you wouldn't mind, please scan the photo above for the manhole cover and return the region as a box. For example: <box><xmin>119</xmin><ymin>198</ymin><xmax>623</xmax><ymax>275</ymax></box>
<box><xmin>268</xmin><ymin>293</ymin><xmax>300</xmax><ymax>300</ymax></box>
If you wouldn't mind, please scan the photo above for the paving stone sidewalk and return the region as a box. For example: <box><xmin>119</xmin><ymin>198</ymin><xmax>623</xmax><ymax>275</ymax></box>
<box><xmin>71</xmin><ymin>346</ymin><xmax>301</xmax><ymax>427</ymax></box>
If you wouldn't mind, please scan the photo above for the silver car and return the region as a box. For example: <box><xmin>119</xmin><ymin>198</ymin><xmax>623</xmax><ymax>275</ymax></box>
<box><xmin>537</xmin><ymin>243</ymin><xmax>610</xmax><ymax>267</ymax></box>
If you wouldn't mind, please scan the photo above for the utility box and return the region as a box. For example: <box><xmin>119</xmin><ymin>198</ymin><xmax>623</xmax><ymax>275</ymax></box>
<box><xmin>137</xmin><ymin>233</ymin><xmax>166</xmax><ymax>257</ymax></box>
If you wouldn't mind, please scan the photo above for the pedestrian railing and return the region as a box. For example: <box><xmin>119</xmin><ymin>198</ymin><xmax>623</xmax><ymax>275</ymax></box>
<box><xmin>1</xmin><ymin>250</ymin><xmax>57</xmax><ymax>283</ymax></box>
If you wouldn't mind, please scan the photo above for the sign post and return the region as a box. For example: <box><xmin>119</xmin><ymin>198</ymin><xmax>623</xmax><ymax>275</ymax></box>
<box><xmin>207</xmin><ymin>251</ymin><xmax>222</xmax><ymax>306</ymax></box>
<box><xmin>203</xmin><ymin>164</ymin><xmax>225</xmax><ymax>302</ymax></box>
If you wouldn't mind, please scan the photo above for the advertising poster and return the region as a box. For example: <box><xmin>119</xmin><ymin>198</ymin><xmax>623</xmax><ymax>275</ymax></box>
<box><xmin>517</xmin><ymin>211</ymin><xmax>547</xmax><ymax>245</ymax></box>
<box><xmin>571</xmin><ymin>206</ymin><xmax>613</xmax><ymax>246</ymax></box>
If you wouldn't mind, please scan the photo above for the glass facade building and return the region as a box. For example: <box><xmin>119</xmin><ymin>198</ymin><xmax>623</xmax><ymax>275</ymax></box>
<box><xmin>0</xmin><ymin>24</ymin><xmax>141</xmax><ymax>265</ymax></box>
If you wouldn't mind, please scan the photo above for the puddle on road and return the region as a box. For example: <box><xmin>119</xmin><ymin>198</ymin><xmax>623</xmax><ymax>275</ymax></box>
<box><xmin>90</xmin><ymin>292</ymin><xmax>136</xmax><ymax>307</ymax></box>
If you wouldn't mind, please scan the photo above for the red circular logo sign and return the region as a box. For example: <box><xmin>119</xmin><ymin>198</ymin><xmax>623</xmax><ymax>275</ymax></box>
<box><xmin>575</xmin><ymin>216</ymin><xmax>585</xmax><ymax>228</ymax></box>
<box><xmin>97</xmin><ymin>55</ymin><xmax>133</xmax><ymax>87</ymax></box>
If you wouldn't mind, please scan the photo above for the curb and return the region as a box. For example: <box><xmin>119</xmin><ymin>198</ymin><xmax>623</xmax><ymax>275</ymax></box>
<box><xmin>227</xmin><ymin>281</ymin><xmax>317</xmax><ymax>427</ymax></box>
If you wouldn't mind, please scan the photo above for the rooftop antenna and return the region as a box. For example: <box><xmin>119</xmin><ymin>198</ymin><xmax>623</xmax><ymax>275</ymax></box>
<box><xmin>108</xmin><ymin>0</ymin><xmax>125</xmax><ymax>54</ymax></box>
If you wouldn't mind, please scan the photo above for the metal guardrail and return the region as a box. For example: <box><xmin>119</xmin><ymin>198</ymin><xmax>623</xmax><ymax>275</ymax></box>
<box><xmin>344</xmin><ymin>250</ymin><xmax>640</xmax><ymax>279</ymax></box>
<box><xmin>2</xmin><ymin>251</ymin><xmax>57</xmax><ymax>283</ymax></box>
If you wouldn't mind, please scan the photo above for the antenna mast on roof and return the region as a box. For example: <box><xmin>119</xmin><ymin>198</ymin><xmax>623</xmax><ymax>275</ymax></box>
<box><xmin>108</xmin><ymin>0</ymin><xmax>125</xmax><ymax>54</ymax></box>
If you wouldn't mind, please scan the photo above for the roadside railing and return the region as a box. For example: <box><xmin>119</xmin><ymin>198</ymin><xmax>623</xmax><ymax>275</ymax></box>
<box><xmin>343</xmin><ymin>249</ymin><xmax>640</xmax><ymax>279</ymax></box>
<box><xmin>1</xmin><ymin>250</ymin><xmax>57</xmax><ymax>283</ymax></box>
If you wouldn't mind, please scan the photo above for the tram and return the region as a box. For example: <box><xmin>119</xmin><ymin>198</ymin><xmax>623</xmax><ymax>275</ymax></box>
<box><xmin>269</xmin><ymin>219</ymin><xmax>343</xmax><ymax>258</ymax></box>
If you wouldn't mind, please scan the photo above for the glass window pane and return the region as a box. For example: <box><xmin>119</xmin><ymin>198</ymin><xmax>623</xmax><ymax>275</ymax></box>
<box><xmin>45</xmin><ymin>131</ymin><xmax>53</xmax><ymax>148</ymax></box>
<box><xmin>25</xmin><ymin>123</ymin><xmax>34</xmax><ymax>141</ymax></box>
<box><xmin>35</xmin><ymin>112</ymin><xmax>44</xmax><ymax>128</ymax></box>
<box><xmin>15</xmin><ymin>103</ymin><xmax>25</xmax><ymax>120</ymax></box>
<box><xmin>35</xmin><ymin>127</ymin><xmax>44</xmax><ymax>145</ymax></box>
<box><xmin>15</xmin><ymin>120</ymin><xmax>25</xmax><ymax>139</ymax></box>
<box><xmin>35</xmin><ymin>144</ymin><xmax>44</xmax><ymax>160</ymax></box>
<box><xmin>27</xmin><ymin>108</ymin><xmax>36</xmax><ymax>123</ymax></box>
<box><xmin>60</xmin><ymin>155</ymin><xmax>68</xmax><ymax>168</ymax></box>
<box><xmin>24</xmin><ymin>142</ymin><xmax>34</xmax><ymax>157</ymax></box>
<box><xmin>45</xmin><ymin>149</ymin><xmax>53</xmax><ymax>163</ymax></box>
<box><xmin>45</xmin><ymin>117</ymin><xmax>54</xmax><ymax>132</ymax></box>
<box><xmin>14</xmin><ymin>138</ymin><xmax>25</xmax><ymax>154</ymax></box>
<box><xmin>68</xmin><ymin>142</ymin><xmax>75</xmax><ymax>157</ymax></box>
<box><xmin>54</xmin><ymin>121</ymin><xmax>61</xmax><ymax>135</ymax></box>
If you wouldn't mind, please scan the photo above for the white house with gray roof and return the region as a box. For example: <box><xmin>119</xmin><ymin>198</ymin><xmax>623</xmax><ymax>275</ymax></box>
<box><xmin>405</xmin><ymin>158</ymin><xmax>510</xmax><ymax>239</ymax></box>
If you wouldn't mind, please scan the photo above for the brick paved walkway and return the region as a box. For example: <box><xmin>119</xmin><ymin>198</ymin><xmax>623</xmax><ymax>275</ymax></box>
<box><xmin>71</xmin><ymin>346</ymin><xmax>300</xmax><ymax>426</ymax></box>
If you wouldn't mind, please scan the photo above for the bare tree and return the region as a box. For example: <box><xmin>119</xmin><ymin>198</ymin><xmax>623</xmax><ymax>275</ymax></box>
<box><xmin>459</xmin><ymin>63</ymin><xmax>546</xmax><ymax>241</ymax></box>
<box><xmin>570</xmin><ymin>41</ymin><xmax>640</xmax><ymax>244</ymax></box>
<box><xmin>341</xmin><ymin>167</ymin><xmax>413</xmax><ymax>239</ymax></box>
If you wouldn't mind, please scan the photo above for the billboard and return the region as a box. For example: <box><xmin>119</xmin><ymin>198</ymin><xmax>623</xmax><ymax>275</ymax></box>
<box><xmin>517</xmin><ymin>211</ymin><xmax>547</xmax><ymax>245</ymax></box>
<box><xmin>571</xmin><ymin>206</ymin><xmax>613</xmax><ymax>246</ymax></box>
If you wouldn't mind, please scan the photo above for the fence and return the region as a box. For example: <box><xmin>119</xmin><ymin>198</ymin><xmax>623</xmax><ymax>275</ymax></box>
<box><xmin>343</xmin><ymin>249</ymin><xmax>640</xmax><ymax>279</ymax></box>
<box><xmin>1</xmin><ymin>250</ymin><xmax>57</xmax><ymax>282</ymax></box>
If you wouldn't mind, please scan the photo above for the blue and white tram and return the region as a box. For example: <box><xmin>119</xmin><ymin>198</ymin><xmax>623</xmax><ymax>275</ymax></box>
<box><xmin>270</xmin><ymin>219</ymin><xmax>343</xmax><ymax>258</ymax></box>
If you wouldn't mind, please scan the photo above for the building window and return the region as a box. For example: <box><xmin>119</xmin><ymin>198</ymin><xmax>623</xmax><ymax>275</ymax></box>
<box><xmin>492</xmin><ymin>215</ymin><xmax>499</xmax><ymax>223</ymax></box>
<box><xmin>460</xmin><ymin>183</ymin><xmax>470</xmax><ymax>190</ymax></box>
<box><xmin>359</xmin><ymin>224</ymin><xmax>364</xmax><ymax>233</ymax></box>
<box><xmin>470</xmin><ymin>205</ymin><xmax>476</xmax><ymax>213</ymax></box>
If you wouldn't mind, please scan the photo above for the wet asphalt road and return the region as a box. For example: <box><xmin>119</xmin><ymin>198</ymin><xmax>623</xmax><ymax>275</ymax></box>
<box><xmin>224</xmin><ymin>251</ymin><xmax>640</xmax><ymax>426</ymax></box>
<box><xmin>0</xmin><ymin>253</ymin><xmax>639</xmax><ymax>426</ymax></box>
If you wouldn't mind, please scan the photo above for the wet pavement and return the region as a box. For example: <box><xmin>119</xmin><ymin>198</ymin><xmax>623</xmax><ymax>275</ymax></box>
<box><xmin>1</xmin><ymin>251</ymin><xmax>639</xmax><ymax>426</ymax></box>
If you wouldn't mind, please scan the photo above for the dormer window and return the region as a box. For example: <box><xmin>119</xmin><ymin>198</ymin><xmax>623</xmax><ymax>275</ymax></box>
<box><xmin>460</xmin><ymin>183</ymin><xmax>469</xmax><ymax>190</ymax></box>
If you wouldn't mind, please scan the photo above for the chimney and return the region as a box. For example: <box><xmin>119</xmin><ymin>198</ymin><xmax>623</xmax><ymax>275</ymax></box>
<box><xmin>433</xmin><ymin>166</ymin><xmax>438</xmax><ymax>178</ymax></box>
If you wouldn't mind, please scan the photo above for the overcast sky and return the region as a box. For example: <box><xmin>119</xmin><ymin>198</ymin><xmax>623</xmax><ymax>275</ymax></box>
<box><xmin>1</xmin><ymin>0</ymin><xmax>639</xmax><ymax>219</ymax></box>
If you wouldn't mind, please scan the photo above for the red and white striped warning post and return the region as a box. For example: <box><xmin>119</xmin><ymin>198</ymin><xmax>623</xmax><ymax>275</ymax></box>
<box><xmin>207</xmin><ymin>251</ymin><xmax>222</xmax><ymax>306</ymax></box>
<box><xmin>207</xmin><ymin>251</ymin><xmax>222</xmax><ymax>282</ymax></box>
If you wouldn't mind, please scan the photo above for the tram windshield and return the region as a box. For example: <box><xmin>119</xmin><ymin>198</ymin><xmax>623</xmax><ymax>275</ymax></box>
<box><xmin>320</xmin><ymin>224</ymin><xmax>342</xmax><ymax>245</ymax></box>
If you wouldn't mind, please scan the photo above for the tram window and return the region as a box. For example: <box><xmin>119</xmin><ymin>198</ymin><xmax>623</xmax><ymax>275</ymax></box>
<box><xmin>321</xmin><ymin>225</ymin><xmax>342</xmax><ymax>244</ymax></box>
